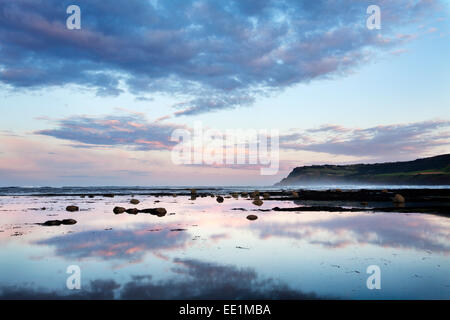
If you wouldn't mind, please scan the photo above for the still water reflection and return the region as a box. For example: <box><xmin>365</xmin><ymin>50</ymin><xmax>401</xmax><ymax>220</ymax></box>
<box><xmin>0</xmin><ymin>195</ymin><xmax>448</xmax><ymax>299</ymax></box>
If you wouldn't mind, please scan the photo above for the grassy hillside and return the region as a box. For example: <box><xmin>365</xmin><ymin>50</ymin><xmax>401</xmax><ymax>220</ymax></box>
<box><xmin>276</xmin><ymin>154</ymin><xmax>450</xmax><ymax>186</ymax></box>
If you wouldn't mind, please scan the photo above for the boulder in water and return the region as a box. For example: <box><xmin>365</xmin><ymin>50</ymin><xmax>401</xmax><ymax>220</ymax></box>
<box><xmin>42</xmin><ymin>220</ymin><xmax>62</xmax><ymax>226</ymax></box>
<box><xmin>113</xmin><ymin>207</ymin><xmax>126</xmax><ymax>214</ymax></box>
<box><xmin>140</xmin><ymin>208</ymin><xmax>167</xmax><ymax>216</ymax></box>
<box><xmin>126</xmin><ymin>208</ymin><xmax>139</xmax><ymax>215</ymax></box>
<box><xmin>393</xmin><ymin>194</ymin><xmax>405</xmax><ymax>203</ymax></box>
<box><xmin>252</xmin><ymin>199</ymin><xmax>263</xmax><ymax>206</ymax></box>
<box><xmin>42</xmin><ymin>219</ymin><xmax>77</xmax><ymax>226</ymax></box>
<box><xmin>250</xmin><ymin>191</ymin><xmax>260</xmax><ymax>199</ymax></box>
<box><xmin>61</xmin><ymin>219</ymin><xmax>77</xmax><ymax>225</ymax></box>
<box><xmin>66</xmin><ymin>205</ymin><xmax>79</xmax><ymax>212</ymax></box>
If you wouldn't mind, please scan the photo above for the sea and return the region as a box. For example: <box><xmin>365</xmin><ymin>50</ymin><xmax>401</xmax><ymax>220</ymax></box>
<box><xmin>1</xmin><ymin>185</ymin><xmax>450</xmax><ymax>196</ymax></box>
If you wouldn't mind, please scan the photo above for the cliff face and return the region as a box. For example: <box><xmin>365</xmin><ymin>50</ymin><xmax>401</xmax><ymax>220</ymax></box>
<box><xmin>276</xmin><ymin>154</ymin><xmax>450</xmax><ymax>186</ymax></box>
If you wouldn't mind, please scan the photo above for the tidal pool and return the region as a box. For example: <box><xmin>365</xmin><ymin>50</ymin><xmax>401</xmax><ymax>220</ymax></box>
<box><xmin>0</xmin><ymin>195</ymin><xmax>448</xmax><ymax>299</ymax></box>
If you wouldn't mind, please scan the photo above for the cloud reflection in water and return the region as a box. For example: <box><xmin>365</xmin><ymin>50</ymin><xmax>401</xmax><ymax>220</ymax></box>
<box><xmin>0</xmin><ymin>258</ymin><xmax>320</xmax><ymax>300</ymax></box>
<box><xmin>248</xmin><ymin>212</ymin><xmax>450</xmax><ymax>254</ymax></box>
<box><xmin>35</xmin><ymin>227</ymin><xmax>191</xmax><ymax>261</ymax></box>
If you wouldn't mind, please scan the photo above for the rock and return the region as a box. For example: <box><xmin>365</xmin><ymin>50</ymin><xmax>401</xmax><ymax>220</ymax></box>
<box><xmin>42</xmin><ymin>219</ymin><xmax>77</xmax><ymax>226</ymax></box>
<box><xmin>140</xmin><ymin>208</ymin><xmax>167</xmax><ymax>216</ymax></box>
<box><xmin>252</xmin><ymin>199</ymin><xmax>263</xmax><ymax>206</ymax></box>
<box><xmin>42</xmin><ymin>220</ymin><xmax>62</xmax><ymax>226</ymax></box>
<box><xmin>250</xmin><ymin>191</ymin><xmax>260</xmax><ymax>198</ymax></box>
<box><xmin>231</xmin><ymin>193</ymin><xmax>239</xmax><ymax>199</ymax></box>
<box><xmin>172</xmin><ymin>194</ymin><xmax>177</xmax><ymax>197</ymax></box>
<box><xmin>216</xmin><ymin>196</ymin><xmax>224</xmax><ymax>203</ymax></box>
<box><xmin>103</xmin><ymin>194</ymin><xmax>114</xmax><ymax>198</ymax></box>
<box><xmin>190</xmin><ymin>195</ymin><xmax>197</xmax><ymax>201</ymax></box>
<box><xmin>246</xmin><ymin>215</ymin><xmax>258</xmax><ymax>221</ymax></box>
<box><xmin>393</xmin><ymin>194</ymin><xmax>405</xmax><ymax>203</ymax></box>
<box><xmin>241</xmin><ymin>192</ymin><xmax>248</xmax><ymax>198</ymax></box>
<box><xmin>113</xmin><ymin>206</ymin><xmax>126</xmax><ymax>214</ymax></box>
<box><xmin>263</xmin><ymin>193</ymin><xmax>270</xmax><ymax>200</ymax></box>
<box><xmin>88</xmin><ymin>195</ymin><xmax>95</xmax><ymax>198</ymax></box>
<box><xmin>126</xmin><ymin>208</ymin><xmax>139</xmax><ymax>215</ymax></box>
<box><xmin>130</xmin><ymin>199</ymin><xmax>140</xmax><ymax>205</ymax></box>
<box><xmin>66</xmin><ymin>205</ymin><xmax>79</xmax><ymax>212</ymax></box>
<box><xmin>61</xmin><ymin>219</ymin><xmax>77</xmax><ymax>225</ymax></box>
<box><xmin>291</xmin><ymin>191</ymin><xmax>299</xmax><ymax>198</ymax></box>
<box><xmin>156</xmin><ymin>211</ymin><xmax>167</xmax><ymax>217</ymax></box>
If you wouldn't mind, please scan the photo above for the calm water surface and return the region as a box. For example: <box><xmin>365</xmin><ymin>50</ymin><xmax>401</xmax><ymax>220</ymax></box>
<box><xmin>0</xmin><ymin>195</ymin><xmax>448</xmax><ymax>299</ymax></box>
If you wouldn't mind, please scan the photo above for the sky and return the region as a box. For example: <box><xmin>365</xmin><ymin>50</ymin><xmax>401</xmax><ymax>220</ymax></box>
<box><xmin>0</xmin><ymin>0</ymin><xmax>449</xmax><ymax>186</ymax></box>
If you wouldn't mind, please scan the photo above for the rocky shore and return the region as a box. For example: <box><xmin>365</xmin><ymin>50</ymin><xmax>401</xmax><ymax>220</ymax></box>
<box><xmin>20</xmin><ymin>187</ymin><xmax>449</xmax><ymax>228</ymax></box>
<box><xmin>100</xmin><ymin>188</ymin><xmax>450</xmax><ymax>218</ymax></box>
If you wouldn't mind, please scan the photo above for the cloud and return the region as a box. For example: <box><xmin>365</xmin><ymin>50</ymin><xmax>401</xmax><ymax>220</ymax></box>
<box><xmin>0</xmin><ymin>0</ymin><xmax>442</xmax><ymax>115</ymax></box>
<box><xmin>0</xmin><ymin>132</ymin><xmax>174</xmax><ymax>186</ymax></box>
<box><xmin>173</xmin><ymin>94</ymin><xmax>256</xmax><ymax>116</ymax></box>
<box><xmin>280</xmin><ymin>120</ymin><xmax>450</xmax><ymax>159</ymax></box>
<box><xmin>35</xmin><ymin>114</ymin><xmax>185</xmax><ymax>150</ymax></box>
<box><xmin>35</xmin><ymin>114</ymin><xmax>450</xmax><ymax>163</ymax></box>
